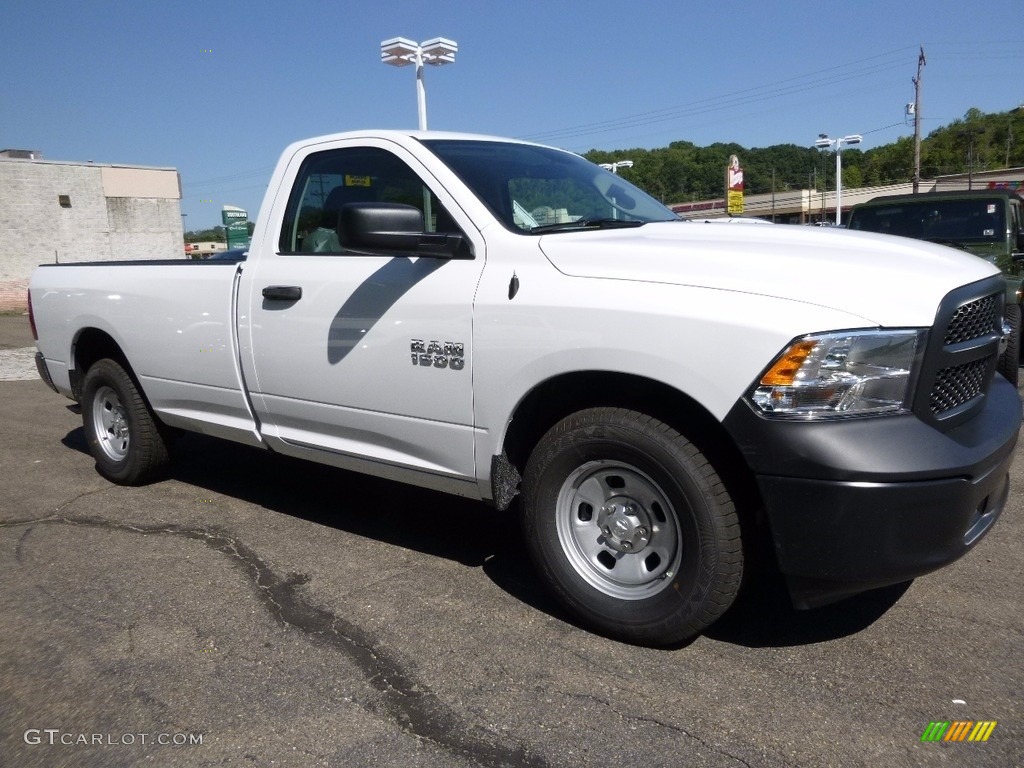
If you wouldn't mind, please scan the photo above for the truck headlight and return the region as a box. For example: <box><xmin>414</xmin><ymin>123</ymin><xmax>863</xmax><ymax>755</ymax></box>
<box><xmin>749</xmin><ymin>330</ymin><xmax>926</xmax><ymax>418</ymax></box>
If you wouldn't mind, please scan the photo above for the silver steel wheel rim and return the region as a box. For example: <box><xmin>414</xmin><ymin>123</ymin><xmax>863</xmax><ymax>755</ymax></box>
<box><xmin>91</xmin><ymin>385</ymin><xmax>130</xmax><ymax>462</ymax></box>
<box><xmin>555</xmin><ymin>460</ymin><xmax>683</xmax><ymax>600</ymax></box>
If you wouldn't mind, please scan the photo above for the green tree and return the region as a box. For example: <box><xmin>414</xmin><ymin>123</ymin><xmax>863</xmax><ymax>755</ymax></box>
<box><xmin>581</xmin><ymin>106</ymin><xmax>1024</xmax><ymax>205</ymax></box>
<box><xmin>184</xmin><ymin>227</ymin><xmax>226</xmax><ymax>243</ymax></box>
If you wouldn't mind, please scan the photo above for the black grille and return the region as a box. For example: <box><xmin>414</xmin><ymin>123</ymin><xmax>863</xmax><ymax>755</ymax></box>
<box><xmin>918</xmin><ymin>278</ymin><xmax>1004</xmax><ymax>427</ymax></box>
<box><xmin>930</xmin><ymin>358</ymin><xmax>989</xmax><ymax>414</ymax></box>
<box><xmin>944</xmin><ymin>295</ymin><xmax>997</xmax><ymax>345</ymax></box>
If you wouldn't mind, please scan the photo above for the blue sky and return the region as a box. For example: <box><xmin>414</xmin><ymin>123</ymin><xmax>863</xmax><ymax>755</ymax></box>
<box><xmin>3</xmin><ymin>0</ymin><xmax>1020</xmax><ymax>230</ymax></box>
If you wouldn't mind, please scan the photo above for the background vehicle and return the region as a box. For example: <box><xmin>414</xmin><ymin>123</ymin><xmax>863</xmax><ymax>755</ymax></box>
<box><xmin>205</xmin><ymin>248</ymin><xmax>248</xmax><ymax>261</ymax></box>
<box><xmin>29</xmin><ymin>130</ymin><xmax>1021</xmax><ymax>646</ymax></box>
<box><xmin>848</xmin><ymin>190</ymin><xmax>1024</xmax><ymax>384</ymax></box>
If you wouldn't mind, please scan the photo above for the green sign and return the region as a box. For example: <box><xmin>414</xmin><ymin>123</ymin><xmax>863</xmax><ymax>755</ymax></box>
<box><xmin>221</xmin><ymin>209</ymin><xmax>247</xmax><ymax>223</ymax></box>
<box><xmin>222</xmin><ymin>208</ymin><xmax>249</xmax><ymax>249</ymax></box>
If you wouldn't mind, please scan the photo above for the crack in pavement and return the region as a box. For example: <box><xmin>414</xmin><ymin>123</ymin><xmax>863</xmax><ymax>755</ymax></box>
<box><xmin>4</xmin><ymin>514</ymin><xmax>550</xmax><ymax>768</ymax></box>
<box><xmin>623</xmin><ymin>711</ymin><xmax>757</xmax><ymax>768</ymax></box>
<box><xmin>555</xmin><ymin>689</ymin><xmax>759</xmax><ymax>768</ymax></box>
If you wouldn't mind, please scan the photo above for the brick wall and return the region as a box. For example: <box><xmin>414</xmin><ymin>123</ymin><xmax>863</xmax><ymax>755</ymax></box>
<box><xmin>0</xmin><ymin>279</ymin><xmax>29</xmax><ymax>313</ymax></box>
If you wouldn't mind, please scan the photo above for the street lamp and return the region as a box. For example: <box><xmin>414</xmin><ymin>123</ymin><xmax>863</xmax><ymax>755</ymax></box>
<box><xmin>598</xmin><ymin>161</ymin><xmax>634</xmax><ymax>219</ymax></box>
<box><xmin>380</xmin><ymin>37</ymin><xmax>458</xmax><ymax>130</ymax></box>
<box><xmin>814</xmin><ymin>133</ymin><xmax>862</xmax><ymax>225</ymax></box>
<box><xmin>599</xmin><ymin>160</ymin><xmax>634</xmax><ymax>174</ymax></box>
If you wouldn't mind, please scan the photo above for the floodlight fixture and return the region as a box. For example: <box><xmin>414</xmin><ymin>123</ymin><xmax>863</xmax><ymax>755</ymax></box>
<box><xmin>420</xmin><ymin>37</ymin><xmax>458</xmax><ymax>65</ymax></box>
<box><xmin>813</xmin><ymin>131</ymin><xmax>861</xmax><ymax>225</ymax></box>
<box><xmin>380</xmin><ymin>36</ymin><xmax>458</xmax><ymax>130</ymax></box>
<box><xmin>600</xmin><ymin>160</ymin><xmax>634</xmax><ymax>173</ymax></box>
<box><xmin>380</xmin><ymin>37</ymin><xmax>420</xmax><ymax>66</ymax></box>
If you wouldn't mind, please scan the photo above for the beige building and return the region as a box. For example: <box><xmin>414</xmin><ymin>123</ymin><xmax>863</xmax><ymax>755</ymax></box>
<box><xmin>671</xmin><ymin>167</ymin><xmax>1024</xmax><ymax>224</ymax></box>
<box><xmin>0</xmin><ymin>151</ymin><xmax>184</xmax><ymax>312</ymax></box>
<box><xmin>185</xmin><ymin>241</ymin><xmax>229</xmax><ymax>259</ymax></box>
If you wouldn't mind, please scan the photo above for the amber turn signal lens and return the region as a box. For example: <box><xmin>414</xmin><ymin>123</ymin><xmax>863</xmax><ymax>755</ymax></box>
<box><xmin>760</xmin><ymin>340</ymin><xmax>817</xmax><ymax>386</ymax></box>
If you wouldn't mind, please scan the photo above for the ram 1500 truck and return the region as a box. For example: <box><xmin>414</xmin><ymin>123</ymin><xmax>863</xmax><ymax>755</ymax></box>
<box><xmin>29</xmin><ymin>130</ymin><xmax>1022</xmax><ymax>646</ymax></box>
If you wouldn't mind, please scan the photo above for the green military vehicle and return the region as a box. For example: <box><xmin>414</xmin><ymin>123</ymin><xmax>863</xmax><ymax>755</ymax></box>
<box><xmin>848</xmin><ymin>189</ymin><xmax>1024</xmax><ymax>385</ymax></box>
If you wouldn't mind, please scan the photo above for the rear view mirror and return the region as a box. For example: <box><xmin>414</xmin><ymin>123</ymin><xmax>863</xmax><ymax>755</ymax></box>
<box><xmin>606</xmin><ymin>184</ymin><xmax>636</xmax><ymax>211</ymax></box>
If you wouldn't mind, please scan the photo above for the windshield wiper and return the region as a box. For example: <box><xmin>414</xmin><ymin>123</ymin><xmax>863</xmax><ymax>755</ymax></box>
<box><xmin>528</xmin><ymin>218</ymin><xmax>646</xmax><ymax>234</ymax></box>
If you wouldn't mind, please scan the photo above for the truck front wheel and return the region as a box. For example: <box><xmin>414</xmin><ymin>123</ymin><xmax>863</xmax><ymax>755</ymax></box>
<box><xmin>998</xmin><ymin>303</ymin><xmax>1020</xmax><ymax>387</ymax></box>
<box><xmin>81</xmin><ymin>358</ymin><xmax>170</xmax><ymax>484</ymax></box>
<box><xmin>521</xmin><ymin>408</ymin><xmax>743</xmax><ymax>646</ymax></box>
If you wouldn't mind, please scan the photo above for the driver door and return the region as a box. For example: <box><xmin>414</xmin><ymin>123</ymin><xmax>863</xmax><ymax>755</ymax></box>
<box><xmin>241</xmin><ymin>140</ymin><xmax>484</xmax><ymax>490</ymax></box>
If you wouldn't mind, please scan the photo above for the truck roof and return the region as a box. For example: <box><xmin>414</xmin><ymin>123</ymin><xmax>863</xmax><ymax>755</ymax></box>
<box><xmin>293</xmin><ymin>129</ymin><xmax>549</xmax><ymax>150</ymax></box>
<box><xmin>858</xmin><ymin>189</ymin><xmax>1023</xmax><ymax>207</ymax></box>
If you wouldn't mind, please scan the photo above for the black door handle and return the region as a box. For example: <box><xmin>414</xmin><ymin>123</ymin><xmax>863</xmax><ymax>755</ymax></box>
<box><xmin>262</xmin><ymin>285</ymin><xmax>302</xmax><ymax>301</ymax></box>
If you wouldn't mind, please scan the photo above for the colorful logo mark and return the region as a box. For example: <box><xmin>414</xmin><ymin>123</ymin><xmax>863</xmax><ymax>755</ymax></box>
<box><xmin>921</xmin><ymin>721</ymin><xmax>997</xmax><ymax>742</ymax></box>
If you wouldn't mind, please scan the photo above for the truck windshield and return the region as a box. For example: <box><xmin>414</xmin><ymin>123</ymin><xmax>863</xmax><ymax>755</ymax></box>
<box><xmin>420</xmin><ymin>139</ymin><xmax>679</xmax><ymax>234</ymax></box>
<box><xmin>849</xmin><ymin>198</ymin><xmax>1005</xmax><ymax>244</ymax></box>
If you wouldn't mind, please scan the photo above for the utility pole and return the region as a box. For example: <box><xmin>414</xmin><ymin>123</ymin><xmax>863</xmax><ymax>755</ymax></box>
<box><xmin>960</xmin><ymin>125</ymin><xmax>987</xmax><ymax>189</ymax></box>
<box><xmin>771</xmin><ymin>168</ymin><xmax>776</xmax><ymax>223</ymax></box>
<box><xmin>1007</xmin><ymin>116</ymin><xmax>1014</xmax><ymax>168</ymax></box>
<box><xmin>1010</xmin><ymin>105</ymin><xmax>1023</xmax><ymax>168</ymax></box>
<box><xmin>912</xmin><ymin>46</ymin><xmax>926</xmax><ymax>194</ymax></box>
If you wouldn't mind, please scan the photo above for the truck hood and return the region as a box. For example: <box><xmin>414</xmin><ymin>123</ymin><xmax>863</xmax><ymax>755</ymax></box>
<box><xmin>538</xmin><ymin>221</ymin><xmax>1000</xmax><ymax>327</ymax></box>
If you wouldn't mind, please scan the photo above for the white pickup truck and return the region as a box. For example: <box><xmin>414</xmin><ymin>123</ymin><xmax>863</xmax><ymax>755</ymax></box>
<box><xmin>29</xmin><ymin>130</ymin><xmax>1021</xmax><ymax>645</ymax></box>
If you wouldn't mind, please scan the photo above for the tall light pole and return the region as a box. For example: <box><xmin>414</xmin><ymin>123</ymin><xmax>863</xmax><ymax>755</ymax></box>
<box><xmin>599</xmin><ymin>161</ymin><xmax>634</xmax><ymax>219</ymax></box>
<box><xmin>814</xmin><ymin>133</ymin><xmax>862</xmax><ymax>225</ymax></box>
<box><xmin>380</xmin><ymin>37</ymin><xmax>458</xmax><ymax>130</ymax></box>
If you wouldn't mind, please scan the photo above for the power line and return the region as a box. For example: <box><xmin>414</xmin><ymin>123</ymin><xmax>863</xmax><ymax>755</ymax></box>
<box><xmin>518</xmin><ymin>41</ymin><xmax>1021</xmax><ymax>148</ymax></box>
<box><xmin>187</xmin><ymin>166</ymin><xmax>274</xmax><ymax>187</ymax></box>
<box><xmin>519</xmin><ymin>48</ymin><xmax>915</xmax><ymax>143</ymax></box>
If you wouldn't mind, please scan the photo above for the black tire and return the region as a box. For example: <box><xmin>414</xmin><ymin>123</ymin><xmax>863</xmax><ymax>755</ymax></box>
<box><xmin>81</xmin><ymin>358</ymin><xmax>170</xmax><ymax>484</ymax></box>
<box><xmin>998</xmin><ymin>303</ymin><xmax>1020</xmax><ymax>387</ymax></box>
<box><xmin>521</xmin><ymin>408</ymin><xmax>743</xmax><ymax>646</ymax></box>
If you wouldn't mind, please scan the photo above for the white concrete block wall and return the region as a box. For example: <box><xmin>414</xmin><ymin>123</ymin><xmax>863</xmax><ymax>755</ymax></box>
<box><xmin>106</xmin><ymin>197</ymin><xmax>187</xmax><ymax>261</ymax></box>
<box><xmin>0</xmin><ymin>159</ymin><xmax>183</xmax><ymax>311</ymax></box>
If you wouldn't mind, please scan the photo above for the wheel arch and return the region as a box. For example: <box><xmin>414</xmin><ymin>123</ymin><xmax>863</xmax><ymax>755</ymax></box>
<box><xmin>70</xmin><ymin>327</ymin><xmax>133</xmax><ymax>402</ymax></box>
<box><xmin>500</xmin><ymin>371</ymin><xmax>763</xmax><ymax>522</ymax></box>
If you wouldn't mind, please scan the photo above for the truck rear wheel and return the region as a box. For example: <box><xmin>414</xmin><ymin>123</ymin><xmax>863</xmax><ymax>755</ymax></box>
<box><xmin>998</xmin><ymin>303</ymin><xmax>1020</xmax><ymax>387</ymax></box>
<box><xmin>81</xmin><ymin>358</ymin><xmax>170</xmax><ymax>484</ymax></box>
<box><xmin>521</xmin><ymin>408</ymin><xmax>743</xmax><ymax>646</ymax></box>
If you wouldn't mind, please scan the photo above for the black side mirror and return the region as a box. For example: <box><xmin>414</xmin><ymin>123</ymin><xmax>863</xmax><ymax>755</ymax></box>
<box><xmin>339</xmin><ymin>202</ymin><xmax>473</xmax><ymax>259</ymax></box>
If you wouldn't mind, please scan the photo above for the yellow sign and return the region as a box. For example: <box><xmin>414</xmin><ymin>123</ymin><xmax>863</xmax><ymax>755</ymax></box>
<box><xmin>726</xmin><ymin>155</ymin><xmax>744</xmax><ymax>214</ymax></box>
<box><xmin>345</xmin><ymin>175</ymin><xmax>373</xmax><ymax>187</ymax></box>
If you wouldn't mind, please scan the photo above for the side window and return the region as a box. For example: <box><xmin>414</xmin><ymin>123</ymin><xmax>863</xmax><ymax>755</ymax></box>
<box><xmin>278</xmin><ymin>146</ymin><xmax>461</xmax><ymax>254</ymax></box>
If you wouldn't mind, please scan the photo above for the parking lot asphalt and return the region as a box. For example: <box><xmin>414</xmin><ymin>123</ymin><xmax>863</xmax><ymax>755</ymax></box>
<box><xmin>1</xmin><ymin>329</ymin><xmax>1021</xmax><ymax>767</ymax></box>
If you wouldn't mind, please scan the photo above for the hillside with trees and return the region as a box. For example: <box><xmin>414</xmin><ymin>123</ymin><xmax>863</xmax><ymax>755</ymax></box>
<box><xmin>584</xmin><ymin>107</ymin><xmax>1024</xmax><ymax>204</ymax></box>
